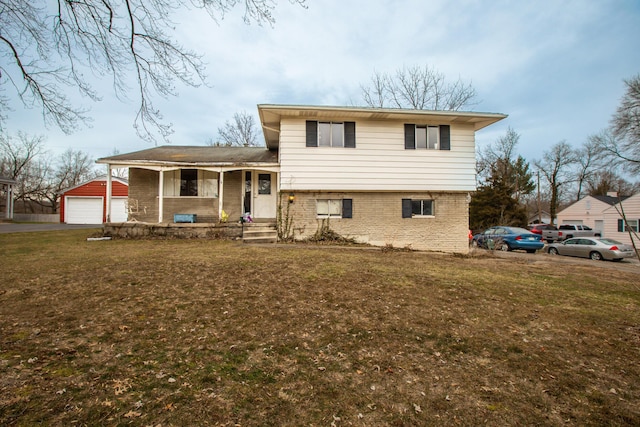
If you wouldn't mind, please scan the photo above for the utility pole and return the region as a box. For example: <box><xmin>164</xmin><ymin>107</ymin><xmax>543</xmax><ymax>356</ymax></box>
<box><xmin>537</xmin><ymin>170</ymin><xmax>541</xmax><ymax>224</ymax></box>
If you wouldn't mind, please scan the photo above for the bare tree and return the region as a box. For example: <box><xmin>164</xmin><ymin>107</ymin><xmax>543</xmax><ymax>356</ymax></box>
<box><xmin>1</xmin><ymin>132</ymin><xmax>98</xmax><ymax>212</ymax></box>
<box><xmin>587</xmin><ymin>170</ymin><xmax>640</xmax><ymax>196</ymax></box>
<box><xmin>595</xmin><ymin>75</ymin><xmax>640</xmax><ymax>174</ymax></box>
<box><xmin>0</xmin><ymin>0</ymin><xmax>306</xmax><ymax>142</ymax></box>
<box><xmin>38</xmin><ymin>149</ymin><xmax>98</xmax><ymax>213</ymax></box>
<box><xmin>534</xmin><ymin>141</ymin><xmax>578</xmax><ymax>224</ymax></box>
<box><xmin>573</xmin><ymin>137</ymin><xmax>603</xmax><ymax>201</ymax></box>
<box><xmin>210</xmin><ymin>111</ymin><xmax>262</xmax><ymax>146</ymax></box>
<box><xmin>360</xmin><ymin>65</ymin><xmax>477</xmax><ymax>111</ymax></box>
<box><xmin>0</xmin><ymin>132</ymin><xmax>50</xmax><ymax>209</ymax></box>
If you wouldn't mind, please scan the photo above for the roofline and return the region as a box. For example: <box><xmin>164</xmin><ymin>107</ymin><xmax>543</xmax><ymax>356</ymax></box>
<box><xmin>96</xmin><ymin>159</ymin><xmax>280</xmax><ymax>168</ymax></box>
<box><xmin>61</xmin><ymin>175</ymin><xmax>128</xmax><ymax>194</ymax></box>
<box><xmin>258</xmin><ymin>103</ymin><xmax>508</xmax><ymax>119</ymax></box>
<box><xmin>258</xmin><ymin>104</ymin><xmax>508</xmax><ymax>148</ymax></box>
<box><xmin>0</xmin><ymin>177</ymin><xmax>17</xmax><ymax>185</ymax></box>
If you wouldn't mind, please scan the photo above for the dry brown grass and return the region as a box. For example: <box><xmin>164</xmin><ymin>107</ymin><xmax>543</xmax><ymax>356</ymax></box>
<box><xmin>1</xmin><ymin>230</ymin><xmax>639</xmax><ymax>426</ymax></box>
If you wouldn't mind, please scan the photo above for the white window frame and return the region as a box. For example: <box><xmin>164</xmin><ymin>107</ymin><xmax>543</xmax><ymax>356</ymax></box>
<box><xmin>163</xmin><ymin>169</ymin><xmax>218</xmax><ymax>198</ymax></box>
<box><xmin>623</xmin><ymin>219</ymin><xmax>639</xmax><ymax>232</ymax></box>
<box><xmin>416</xmin><ymin>126</ymin><xmax>439</xmax><ymax>150</ymax></box>
<box><xmin>411</xmin><ymin>199</ymin><xmax>434</xmax><ymax>217</ymax></box>
<box><xmin>318</xmin><ymin>122</ymin><xmax>345</xmax><ymax>147</ymax></box>
<box><xmin>317</xmin><ymin>199</ymin><xmax>343</xmax><ymax>218</ymax></box>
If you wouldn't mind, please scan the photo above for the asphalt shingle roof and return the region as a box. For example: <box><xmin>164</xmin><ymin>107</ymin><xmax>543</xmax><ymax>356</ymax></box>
<box><xmin>97</xmin><ymin>146</ymin><xmax>277</xmax><ymax>166</ymax></box>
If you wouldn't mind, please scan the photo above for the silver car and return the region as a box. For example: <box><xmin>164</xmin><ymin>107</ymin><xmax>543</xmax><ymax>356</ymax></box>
<box><xmin>547</xmin><ymin>237</ymin><xmax>636</xmax><ymax>261</ymax></box>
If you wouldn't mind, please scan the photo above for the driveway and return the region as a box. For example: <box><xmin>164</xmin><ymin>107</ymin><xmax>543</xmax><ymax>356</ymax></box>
<box><xmin>0</xmin><ymin>223</ymin><xmax>102</xmax><ymax>234</ymax></box>
<box><xmin>470</xmin><ymin>247</ymin><xmax>640</xmax><ymax>274</ymax></box>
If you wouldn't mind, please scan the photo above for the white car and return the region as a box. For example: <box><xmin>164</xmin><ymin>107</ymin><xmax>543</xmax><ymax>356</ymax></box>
<box><xmin>547</xmin><ymin>237</ymin><xmax>636</xmax><ymax>261</ymax></box>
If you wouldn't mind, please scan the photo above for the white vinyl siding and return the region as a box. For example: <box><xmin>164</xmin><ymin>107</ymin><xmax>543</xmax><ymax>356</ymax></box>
<box><xmin>556</xmin><ymin>196</ymin><xmax>612</xmax><ymax>229</ymax></box>
<box><xmin>602</xmin><ymin>193</ymin><xmax>640</xmax><ymax>246</ymax></box>
<box><xmin>279</xmin><ymin>119</ymin><xmax>476</xmax><ymax>191</ymax></box>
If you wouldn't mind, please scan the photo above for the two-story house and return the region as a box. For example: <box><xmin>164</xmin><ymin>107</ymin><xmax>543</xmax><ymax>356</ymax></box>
<box><xmin>97</xmin><ymin>104</ymin><xmax>506</xmax><ymax>252</ymax></box>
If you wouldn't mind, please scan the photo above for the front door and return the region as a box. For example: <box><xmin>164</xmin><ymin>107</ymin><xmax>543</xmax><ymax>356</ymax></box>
<box><xmin>253</xmin><ymin>172</ymin><xmax>276</xmax><ymax>219</ymax></box>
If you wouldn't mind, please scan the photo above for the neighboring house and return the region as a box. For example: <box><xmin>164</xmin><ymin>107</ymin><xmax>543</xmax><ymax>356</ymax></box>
<box><xmin>602</xmin><ymin>193</ymin><xmax>640</xmax><ymax>246</ymax></box>
<box><xmin>60</xmin><ymin>176</ymin><xmax>129</xmax><ymax>224</ymax></box>
<box><xmin>97</xmin><ymin>105</ymin><xmax>506</xmax><ymax>252</ymax></box>
<box><xmin>0</xmin><ymin>176</ymin><xmax>17</xmax><ymax>220</ymax></box>
<box><xmin>556</xmin><ymin>193</ymin><xmax>629</xmax><ymax>236</ymax></box>
<box><xmin>528</xmin><ymin>210</ymin><xmax>552</xmax><ymax>225</ymax></box>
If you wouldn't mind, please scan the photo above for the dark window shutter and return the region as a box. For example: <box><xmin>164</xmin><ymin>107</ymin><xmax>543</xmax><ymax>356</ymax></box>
<box><xmin>306</xmin><ymin>121</ymin><xmax>318</xmax><ymax>147</ymax></box>
<box><xmin>618</xmin><ymin>219</ymin><xmax>624</xmax><ymax>232</ymax></box>
<box><xmin>402</xmin><ymin>199</ymin><xmax>412</xmax><ymax>218</ymax></box>
<box><xmin>439</xmin><ymin>125</ymin><xmax>450</xmax><ymax>150</ymax></box>
<box><xmin>404</xmin><ymin>124</ymin><xmax>415</xmax><ymax>149</ymax></box>
<box><xmin>344</xmin><ymin>122</ymin><xmax>356</xmax><ymax>148</ymax></box>
<box><xmin>342</xmin><ymin>199</ymin><xmax>352</xmax><ymax>218</ymax></box>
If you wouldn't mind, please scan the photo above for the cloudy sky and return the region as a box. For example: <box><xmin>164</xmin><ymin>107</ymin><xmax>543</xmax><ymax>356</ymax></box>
<box><xmin>5</xmin><ymin>0</ymin><xmax>640</xmax><ymax>173</ymax></box>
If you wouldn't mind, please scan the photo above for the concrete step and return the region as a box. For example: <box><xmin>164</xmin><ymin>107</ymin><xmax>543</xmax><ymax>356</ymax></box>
<box><xmin>242</xmin><ymin>223</ymin><xmax>277</xmax><ymax>244</ymax></box>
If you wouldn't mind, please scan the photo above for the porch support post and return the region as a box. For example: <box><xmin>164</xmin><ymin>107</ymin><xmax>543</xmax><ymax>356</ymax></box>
<box><xmin>158</xmin><ymin>169</ymin><xmax>164</xmax><ymax>223</ymax></box>
<box><xmin>8</xmin><ymin>183</ymin><xmax>13</xmax><ymax>220</ymax></box>
<box><xmin>105</xmin><ymin>166</ymin><xmax>112</xmax><ymax>223</ymax></box>
<box><xmin>218</xmin><ymin>171</ymin><xmax>224</xmax><ymax>219</ymax></box>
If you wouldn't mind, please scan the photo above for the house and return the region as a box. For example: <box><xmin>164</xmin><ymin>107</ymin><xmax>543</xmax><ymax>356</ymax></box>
<box><xmin>556</xmin><ymin>193</ymin><xmax>629</xmax><ymax>236</ymax></box>
<box><xmin>528</xmin><ymin>210</ymin><xmax>552</xmax><ymax>225</ymax></box>
<box><xmin>602</xmin><ymin>193</ymin><xmax>640</xmax><ymax>246</ymax></box>
<box><xmin>60</xmin><ymin>176</ymin><xmax>129</xmax><ymax>224</ymax></box>
<box><xmin>97</xmin><ymin>105</ymin><xmax>506</xmax><ymax>252</ymax></box>
<box><xmin>0</xmin><ymin>176</ymin><xmax>17</xmax><ymax>221</ymax></box>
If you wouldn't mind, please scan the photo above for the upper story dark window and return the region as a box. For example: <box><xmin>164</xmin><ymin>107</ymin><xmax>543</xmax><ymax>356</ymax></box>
<box><xmin>404</xmin><ymin>124</ymin><xmax>450</xmax><ymax>150</ymax></box>
<box><xmin>306</xmin><ymin>121</ymin><xmax>356</xmax><ymax>148</ymax></box>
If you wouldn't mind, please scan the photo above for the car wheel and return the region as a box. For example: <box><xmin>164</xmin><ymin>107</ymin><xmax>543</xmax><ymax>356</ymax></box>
<box><xmin>500</xmin><ymin>242</ymin><xmax>510</xmax><ymax>252</ymax></box>
<box><xmin>548</xmin><ymin>247</ymin><xmax>559</xmax><ymax>255</ymax></box>
<box><xmin>471</xmin><ymin>240</ymin><xmax>479</xmax><ymax>248</ymax></box>
<box><xmin>590</xmin><ymin>251</ymin><xmax>603</xmax><ymax>261</ymax></box>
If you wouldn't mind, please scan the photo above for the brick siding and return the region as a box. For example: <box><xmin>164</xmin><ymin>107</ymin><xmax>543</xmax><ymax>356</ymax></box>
<box><xmin>284</xmin><ymin>191</ymin><xmax>470</xmax><ymax>253</ymax></box>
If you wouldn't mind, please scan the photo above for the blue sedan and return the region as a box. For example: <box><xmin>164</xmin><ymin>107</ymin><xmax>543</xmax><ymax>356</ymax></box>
<box><xmin>472</xmin><ymin>226</ymin><xmax>544</xmax><ymax>253</ymax></box>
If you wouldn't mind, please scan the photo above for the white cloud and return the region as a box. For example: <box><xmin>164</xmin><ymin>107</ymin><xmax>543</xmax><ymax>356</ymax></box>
<box><xmin>2</xmin><ymin>0</ymin><xmax>639</xmax><ymax>173</ymax></box>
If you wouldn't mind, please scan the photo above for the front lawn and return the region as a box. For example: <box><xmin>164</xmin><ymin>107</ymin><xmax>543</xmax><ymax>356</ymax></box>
<box><xmin>1</xmin><ymin>230</ymin><xmax>639</xmax><ymax>426</ymax></box>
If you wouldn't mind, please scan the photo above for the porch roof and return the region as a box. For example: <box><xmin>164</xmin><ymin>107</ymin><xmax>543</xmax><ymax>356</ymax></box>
<box><xmin>96</xmin><ymin>146</ymin><xmax>278</xmax><ymax>167</ymax></box>
<box><xmin>0</xmin><ymin>176</ymin><xmax>17</xmax><ymax>185</ymax></box>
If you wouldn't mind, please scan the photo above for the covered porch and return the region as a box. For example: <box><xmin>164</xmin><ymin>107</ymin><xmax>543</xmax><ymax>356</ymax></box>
<box><xmin>96</xmin><ymin>146</ymin><xmax>280</xmax><ymax>225</ymax></box>
<box><xmin>0</xmin><ymin>176</ymin><xmax>17</xmax><ymax>221</ymax></box>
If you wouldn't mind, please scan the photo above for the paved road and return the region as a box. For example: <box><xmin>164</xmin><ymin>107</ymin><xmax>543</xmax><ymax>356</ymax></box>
<box><xmin>0</xmin><ymin>223</ymin><xmax>102</xmax><ymax>234</ymax></box>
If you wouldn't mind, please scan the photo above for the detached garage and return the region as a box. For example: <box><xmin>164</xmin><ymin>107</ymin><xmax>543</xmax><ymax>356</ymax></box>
<box><xmin>60</xmin><ymin>177</ymin><xmax>128</xmax><ymax>224</ymax></box>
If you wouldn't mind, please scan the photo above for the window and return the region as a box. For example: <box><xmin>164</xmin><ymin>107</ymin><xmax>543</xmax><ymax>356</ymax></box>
<box><xmin>402</xmin><ymin>199</ymin><xmax>434</xmax><ymax>218</ymax></box>
<box><xmin>618</xmin><ymin>219</ymin><xmax>639</xmax><ymax>232</ymax></box>
<box><xmin>306</xmin><ymin>121</ymin><xmax>356</xmax><ymax>148</ymax></box>
<box><xmin>404</xmin><ymin>124</ymin><xmax>450</xmax><ymax>150</ymax></box>
<box><xmin>163</xmin><ymin>169</ymin><xmax>218</xmax><ymax>197</ymax></box>
<box><xmin>180</xmin><ymin>169</ymin><xmax>198</xmax><ymax>196</ymax></box>
<box><xmin>316</xmin><ymin>199</ymin><xmax>353</xmax><ymax>218</ymax></box>
<box><xmin>258</xmin><ymin>174</ymin><xmax>271</xmax><ymax>195</ymax></box>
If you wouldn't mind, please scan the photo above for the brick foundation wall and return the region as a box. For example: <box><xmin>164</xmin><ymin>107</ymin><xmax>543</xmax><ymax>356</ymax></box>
<box><xmin>129</xmin><ymin>168</ymin><xmax>159</xmax><ymax>222</ymax></box>
<box><xmin>284</xmin><ymin>191</ymin><xmax>470</xmax><ymax>253</ymax></box>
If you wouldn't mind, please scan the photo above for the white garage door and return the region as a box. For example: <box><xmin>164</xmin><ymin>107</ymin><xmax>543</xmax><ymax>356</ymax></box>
<box><xmin>66</xmin><ymin>197</ymin><xmax>103</xmax><ymax>224</ymax></box>
<box><xmin>110</xmin><ymin>198</ymin><xmax>128</xmax><ymax>222</ymax></box>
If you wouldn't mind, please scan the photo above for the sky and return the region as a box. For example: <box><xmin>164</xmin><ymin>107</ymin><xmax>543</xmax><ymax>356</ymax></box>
<box><xmin>4</xmin><ymin>0</ymin><xmax>640</xmax><ymax>176</ymax></box>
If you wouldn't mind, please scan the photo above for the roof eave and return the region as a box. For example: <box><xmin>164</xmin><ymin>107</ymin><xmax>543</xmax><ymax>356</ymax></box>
<box><xmin>258</xmin><ymin>104</ymin><xmax>508</xmax><ymax>148</ymax></box>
